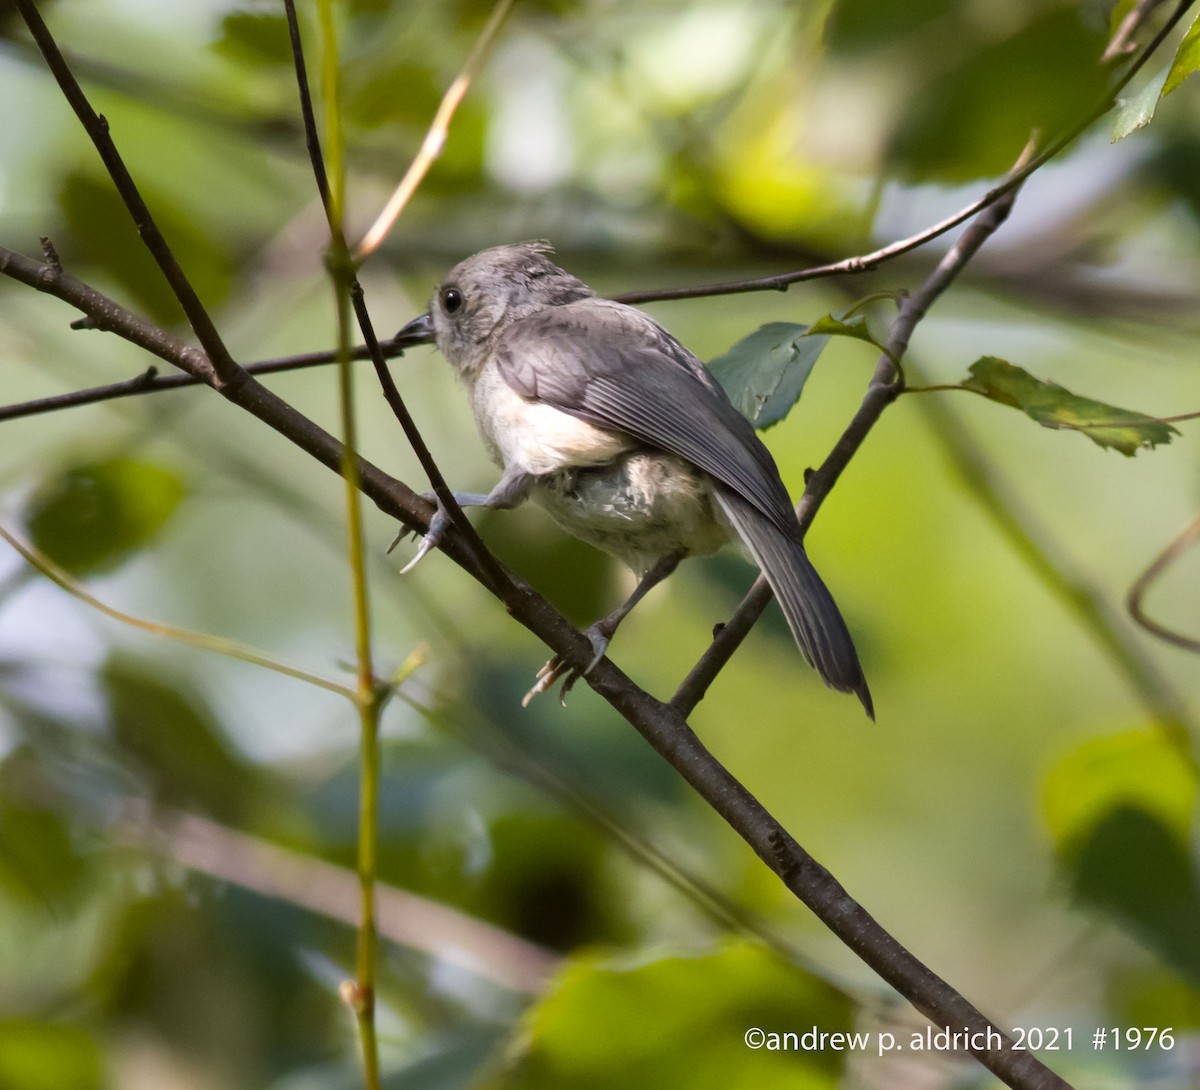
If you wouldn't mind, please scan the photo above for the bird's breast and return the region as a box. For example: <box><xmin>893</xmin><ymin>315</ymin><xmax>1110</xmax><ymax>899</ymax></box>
<box><xmin>468</xmin><ymin>363</ymin><xmax>631</xmax><ymax>475</ymax></box>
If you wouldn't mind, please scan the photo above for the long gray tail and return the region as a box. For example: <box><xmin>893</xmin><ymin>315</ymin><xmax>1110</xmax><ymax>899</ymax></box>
<box><xmin>715</xmin><ymin>489</ymin><xmax>873</xmax><ymax>718</ymax></box>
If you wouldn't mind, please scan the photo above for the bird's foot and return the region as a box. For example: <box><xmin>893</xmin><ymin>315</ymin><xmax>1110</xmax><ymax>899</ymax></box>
<box><xmin>388</xmin><ymin>493</ymin><xmax>447</xmax><ymax>573</ymax></box>
<box><xmin>521</xmin><ymin>625</ymin><xmax>610</xmax><ymax>707</ymax></box>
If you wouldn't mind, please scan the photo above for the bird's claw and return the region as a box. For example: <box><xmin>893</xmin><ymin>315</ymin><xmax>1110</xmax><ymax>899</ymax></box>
<box><xmin>392</xmin><ymin>494</ymin><xmax>447</xmax><ymax>573</ymax></box>
<box><xmin>521</xmin><ymin>627</ymin><xmax>610</xmax><ymax>707</ymax></box>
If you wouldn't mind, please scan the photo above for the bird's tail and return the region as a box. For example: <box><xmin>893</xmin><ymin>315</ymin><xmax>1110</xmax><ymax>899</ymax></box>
<box><xmin>715</xmin><ymin>489</ymin><xmax>873</xmax><ymax>718</ymax></box>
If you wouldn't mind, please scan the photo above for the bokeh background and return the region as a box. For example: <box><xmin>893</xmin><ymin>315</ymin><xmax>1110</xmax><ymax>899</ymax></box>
<box><xmin>1</xmin><ymin>1</ymin><xmax>1198</xmax><ymax>1087</ymax></box>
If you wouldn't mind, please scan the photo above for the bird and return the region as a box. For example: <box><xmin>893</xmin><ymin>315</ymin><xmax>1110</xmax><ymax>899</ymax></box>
<box><xmin>395</xmin><ymin>241</ymin><xmax>872</xmax><ymax>716</ymax></box>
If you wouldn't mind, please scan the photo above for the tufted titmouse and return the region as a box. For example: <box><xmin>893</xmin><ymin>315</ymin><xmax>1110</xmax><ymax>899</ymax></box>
<box><xmin>396</xmin><ymin>242</ymin><xmax>871</xmax><ymax>716</ymax></box>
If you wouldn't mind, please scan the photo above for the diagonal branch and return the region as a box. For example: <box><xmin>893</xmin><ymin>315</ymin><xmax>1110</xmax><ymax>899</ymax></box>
<box><xmin>353</xmin><ymin>0</ymin><xmax>516</xmax><ymax>261</ymax></box>
<box><xmin>281</xmin><ymin>0</ymin><xmax>513</xmax><ymax>597</ymax></box>
<box><xmin>615</xmin><ymin>0</ymin><xmax>1195</xmax><ymax>308</ymax></box>
<box><xmin>0</xmin><ymin>339</ymin><xmax>407</xmax><ymax>424</ymax></box>
<box><xmin>672</xmin><ymin>149</ymin><xmax>1033</xmax><ymax>715</ymax></box>
<box><xmin>14</xmin><ymin>0</ymin><xmax>240</xmax><ymax>386</ymax></box>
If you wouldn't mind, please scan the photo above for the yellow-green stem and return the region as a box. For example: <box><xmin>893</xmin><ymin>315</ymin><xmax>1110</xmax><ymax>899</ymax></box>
<box><xmin>317</xmin><ymin>2</ymin><xmax>382</xmax><ymax>1087</ymax></box>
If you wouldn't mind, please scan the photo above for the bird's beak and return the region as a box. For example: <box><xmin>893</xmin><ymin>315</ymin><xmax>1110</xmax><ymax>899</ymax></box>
<box><xmin>394</xmin><ymin>312</ymin><xmax>435</xmax><ymax>348</ymax></box>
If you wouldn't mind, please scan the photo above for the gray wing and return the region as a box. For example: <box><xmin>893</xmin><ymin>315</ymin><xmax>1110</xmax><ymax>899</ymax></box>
<box><xmin>495</xmin><ymin>299</ymin><xmax>798</xmax><ymax>536</ymax></box>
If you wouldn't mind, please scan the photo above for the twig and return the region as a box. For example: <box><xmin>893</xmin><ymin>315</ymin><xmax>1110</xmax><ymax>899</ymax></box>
<box><xmin>122</xmin><ymin>805</ymin><xmax>560</xmax><ymax>994</ymax></box>
<box><xmin>0</xmin><ymin>341</ymin><xmax>406</xmax><ymax>424</ymax></box>
<box><xmin>1104</xmin><ymin>0</ymin><xmax>1172</xmax><ymax>61</ymax></box>
<box><xmin>14</xmin><ymin>0</ymin><xmax>239</xmax><ymax>386</ymax></box>
<box><xmin>283</xmin><ymin>0</ymin><xmax>513</xmax><ymax>599</ymax></box>
<box><xmin>1128</xmin><ymin>512</ymin><xmax>1200</xmax><ymax>654</ymax></box>
<box><xmin>615</xmin><ymin>0</ymin><xmax>1196</xmax><ymax>307</ymax></box>
<box><xmin>0</xmin><ymin>524</ymin><xmax>354</xmax><ymax>699</ymax></box>
<box><xmin>353</xmin><ymin>0</ymin><xmax>516</xmax><ymax>261</ymax></box>
<box><xmin>306</xmin><ymin>3</ymin><xmax>386</xmax><ymax>1085</ymax></box>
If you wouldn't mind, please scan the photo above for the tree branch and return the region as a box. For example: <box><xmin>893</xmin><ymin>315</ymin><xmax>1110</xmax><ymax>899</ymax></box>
<box><xmin>120</xmin><ymin>804</ymin><xmax>561</xmax><ymax>995</ymax></box>
<box><xmin>672</xmin><ymin>149</ymin><xmax>1032</xmax><ymax>716</ymax></box>
<box><xmin>14</xmin><ymin>0</ymin><xmax>240</xmax><ymax>386</ymax></box>
<box><xmin>281</xmin><ymin>0</ymin><xmax>514</xmax><ymax>597</ymax></box>
<box><xmin>615</xmin><ymin>0</ymin><xmax>1195</xmax><ymax>307</ymax></box>
<box><xmin>1104</xmin><ymin>0</ymin><xmax>1172</xmax><ymax>61</ymax></box>
<box><xmin>0</xmin><ymin>337</ymin><xmax>406</xmax><ymax>424</ymax></box>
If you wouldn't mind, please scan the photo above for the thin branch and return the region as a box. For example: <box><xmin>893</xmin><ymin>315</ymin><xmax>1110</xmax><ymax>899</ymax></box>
<box><xmin>615</xmin><ymin>0</ymin><xmax>1196</xmax><ymax>307</ymax></box>
<box><xmin>1128</xmin><ymin>512</ymin><xmax>1200</xmax><ymax>654</ymax></box>
<box><xmin>14</xmin><ymin>0</ymin><xmax>239</xmax><ymax>385</ymax></box>
<box><xmin>672</xmin><ymin>146</ymin><xmax>1034</xmax><ymax>716</ymax></box>
<box><xmin>0</xmin><ymin>524</ymin><xmax>355</xmax><ymax>699</ymax></box>
<box><xmin>353</xmin><ymin>0</ymin><xmax>517</xmax><ymax>261</ymax></box>
<box><xmin>306</xmin><ymin>4</ymin><xmax>386</xmax><ymax>1086</ymax></box>
<box><xmin>0</xmin><ymin>341</ymin><xmax>406</xmax><ymax>424</ymax></box>
<box><xmin>284</xmin><ymin>1</ymin><xmax>331</xmax><ymax>214</ymax></box>
<box><xmin>0</xmin><ymin>244</ymin><xmax>211</xmax><ymax>379</ymax></box>
<box><xmin>1104</xmin><ymin>0</ymin><xmax>1172</xmax><ymax>61</ymax></box>
<box><xmin>283</xmin><ymin>0</ymin><xmax>513</xmax><ymax>598</ymax></box>
<box><xmin>121</xmin><ymin>805</ymin><xmax>560</xmax><ymax>994</ymax></box>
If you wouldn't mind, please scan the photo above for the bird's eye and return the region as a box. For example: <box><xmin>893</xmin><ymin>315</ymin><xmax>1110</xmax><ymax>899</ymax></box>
<box><xmin>440</xmin><ymin>287</ymin><xmax>464</xmax><ymax>314</ymax></box>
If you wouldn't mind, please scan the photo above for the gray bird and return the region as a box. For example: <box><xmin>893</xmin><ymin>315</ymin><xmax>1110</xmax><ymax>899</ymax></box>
<box><xmin>396</xmin><ymin>242</ymin><xmax>872</xmax><ymax>716</ymax></box>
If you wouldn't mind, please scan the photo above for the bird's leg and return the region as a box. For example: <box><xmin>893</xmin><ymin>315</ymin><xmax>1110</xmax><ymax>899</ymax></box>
<box><xmin>392</xmin><ymin>469</ymin><xmax>533</xmax><ymax>573</ymax></box>
<box><xmin>523</xmin><ymin>552</ymin><xmax>683</xmax><ymax>706</ymax></box>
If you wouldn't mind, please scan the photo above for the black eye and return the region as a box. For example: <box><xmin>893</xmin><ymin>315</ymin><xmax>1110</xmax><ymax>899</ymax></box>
<box><xmin>440</xmin><ymin>287</ymin><xmax>463</xmax><ymax>314</ymax></box>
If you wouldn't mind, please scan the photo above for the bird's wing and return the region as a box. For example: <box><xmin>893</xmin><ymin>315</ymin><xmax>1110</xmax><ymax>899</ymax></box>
<box><xmin>495</xmin><ymin>299</ymin><xmax>798</xmax><ymax>535</ymax></box>
<box><xmin>714</xmin><ymin>487</ymin><xmax>872</xmax><ymax>716</ymax></box>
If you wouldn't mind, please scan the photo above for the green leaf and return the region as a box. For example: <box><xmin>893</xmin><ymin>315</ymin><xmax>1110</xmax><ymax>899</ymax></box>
<box><xmin>24</xmin><ymin>457</ymin><xmax>186</xmax><ymax>576</ymax></box>
<box><xmin>1070</xmin><ymin>806</ymin><xmax>1200</xmax><ymax>986</ymax></box>
<box><xmin>1043</xmin><ymin>730</ymin><xmax>1196</xmax><ymax>852</ymax></box>
<box><xmin>101</xmin><ymin>657</ymin><xmax>265</xmax><ymax>823</ymax></box>
<box><xmin>0</xmin><ymin>775</ymin><xmax>89</xmax><ymax>908</ymax></box>
<box><xmin>481</xmin><ymin>943</ymin><xmax>854</xmax><ymax>1090</ymax></box>
<box><xmin>212</xmin><ymin>12</ymin><xmax>296</xmax><ymax>67</ymax></box>
<box><xmin>0</xmin><ymin>1022</ymin><xmax>102</xmax><ymax>1090</ymax></box>
<box><xmin>708</xmin><ymin>322</ymin><xmax>827</xmax><ymax>430</ymax></box>
<box><xmin>1045</xmin><ymin>731</ymin><xmax>1200</xmax><ymax>985</ymax></box>
<box><xmin>824</xmin><ymin>0</ymin><xmax>959</xmax><ymax>53</ymax></box>
<box><xmin>959</xmin><ymin>357</ymin><xmax>1179</xmax><ymax>456</ymax></box>
<box><xmin>1163</xmin><ymin>13</ymin><xmax>1200</xmax><ymax>96</ymax></box>
<box><xmin>1111</xmin><ymin>65</ymin><xmax>1170</xmax><ymax>142</ymax></box>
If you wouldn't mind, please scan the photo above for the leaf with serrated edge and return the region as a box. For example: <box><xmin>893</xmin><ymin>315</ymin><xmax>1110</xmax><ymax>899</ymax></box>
<box><xmin>961</xmin><ymin>357</ymin><xmax>1178</xmax><ymax>456</ymax></box>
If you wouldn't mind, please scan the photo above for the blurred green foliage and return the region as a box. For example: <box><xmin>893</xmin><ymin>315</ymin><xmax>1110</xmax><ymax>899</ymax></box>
<box><xmin>482</xmin><ymin>943</ymin><xmax>853</xmax><ymax>1089</ymax></box>
<box><xmin>24</xmin><ymin>457</ymin><xmax>185</xmax><ymax>576</ymax></box>
<box><xmin>1</xmin><ymin>1</ymin><xmax>1199</xmax><ymax>1088</ymax></box>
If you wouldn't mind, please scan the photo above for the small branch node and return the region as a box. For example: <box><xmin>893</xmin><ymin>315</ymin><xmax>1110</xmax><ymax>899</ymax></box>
<box><xmin>39</xmin><ymin>237</ymin><xmax>62</xmax><ymax>270</ymax></box>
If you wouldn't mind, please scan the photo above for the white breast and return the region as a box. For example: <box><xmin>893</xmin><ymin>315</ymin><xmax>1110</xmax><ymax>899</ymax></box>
<box><xmin>468</xmin><ymin>363</ymin><xmax>632</xmax><ymax>476</ymax></box>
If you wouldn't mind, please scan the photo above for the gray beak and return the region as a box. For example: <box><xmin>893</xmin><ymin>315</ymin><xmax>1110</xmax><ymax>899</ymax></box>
<box><xmin>395</xmin><ymin>312</ymin><xmax>435</xmax><ymax>348</ymax></box>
